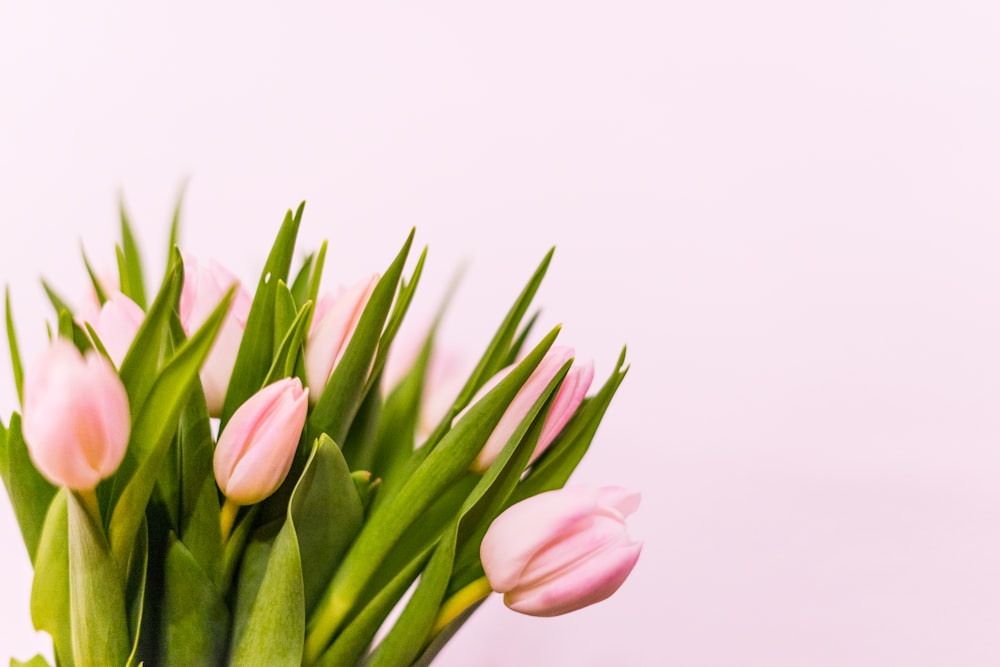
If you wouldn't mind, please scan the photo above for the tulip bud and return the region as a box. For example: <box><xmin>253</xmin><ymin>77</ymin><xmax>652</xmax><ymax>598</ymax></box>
<box><xmin>480</xmin><ymin>485</ymin><xmax>642</xmax><ymax>617</ymax></box>
<box><xmin>21</xmin><ymin>339</ymin><xmax>131</xmax><ymax>491</ymax></box>
<box><xmin>470</xmin><ymin>346</ymin><xmax>594</xmax><ymax>473</ymax></box>
<box><xmin>179</xmin><ymin>257</ymin><xmax>252</xmax><ymax>416</ymax></box>
<box><xmin>304</xmin><ymin>274</ymin><xmax>379</xmax><ymax>400</ymax></box>
<box><xmin>84</xmin><ymin>292</ymin><xmax>145</xmax><ymax>367</ymax></box>
<box><xmin>213</xmin><ymin>377</ymin><xmax>309</xmax><ymax>505</ymax></box>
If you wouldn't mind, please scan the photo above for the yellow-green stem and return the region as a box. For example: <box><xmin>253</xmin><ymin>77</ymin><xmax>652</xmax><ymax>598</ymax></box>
<box><xmin>431</xmin><ymin>577</ymin><xmax>493</xmax><ymax>635</ymax></box>
<box><xmin>220</xmin><ymin>498</ymin><xmax>240</xmax><ymax>542</ymax></box>
<box><xmin>77</xmin><ymin>487</ymin><xmax>102</xmax><ymax>529</ymax></box>
<box><xmin>303</xmin><ymin>590</ymin><xmax>352</xmax><ymax>666</ymax></box>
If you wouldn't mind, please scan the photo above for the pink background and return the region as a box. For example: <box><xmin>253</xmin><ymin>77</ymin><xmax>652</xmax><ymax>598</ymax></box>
<box><xmin>2</xmin><ymin>2</ymin><xmax>999</xmax><ymax>665</ymax></box>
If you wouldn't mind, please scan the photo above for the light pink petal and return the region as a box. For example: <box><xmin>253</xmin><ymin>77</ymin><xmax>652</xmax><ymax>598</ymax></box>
<box><xmin>481</xmin><ymin>486</ymin><xmax>602</xmax><ymax>591</ymax></box>
<box><xmin>504</xmin><ymin>539</ymin><xmax>642</xmax><ymax>617</ymax></box>
<box><xmin>533</xmin><ymin>359</ymin><xmax>594</xmax><ymax>462</ymax></box>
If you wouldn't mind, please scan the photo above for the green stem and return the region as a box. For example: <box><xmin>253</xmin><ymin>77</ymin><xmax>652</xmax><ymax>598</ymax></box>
<box><xmin>77</xmin><ymin>487</ymin><xmax>103</xmax><ymax>529</ymax></box>
<box><xmin>220</xmin><ymin>497</ymin><xmax>240</xmax><ymax>542</ymax></box>
<box><xmin>431</xmin><ymin>577</ymin><xmax>493</xmax><ymax>635</ymax></box>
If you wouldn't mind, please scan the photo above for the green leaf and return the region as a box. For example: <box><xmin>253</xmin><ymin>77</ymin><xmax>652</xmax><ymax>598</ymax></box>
<box><xmin>221</xmin><ymin>205</ymin><xmax>303</xmax><ymax>426</ymax></box>
<box><xmin>309</xmin><ymin>551</ymin><xmax>430</xmax><ymax>667</ymax></box>
<box><xmin>339</xmin><ymin>378</ymin><xmax>383</xmax><ymax>472</ymax></box>
<box><xmin>158</xmin><ymin>534</ymin><xmax>229</xmax><ymax>666</ymax></box>
<box><xmin>408</xmin><ymin>597</ymin><xmax>486</xmax><ymax>667</ymax></box>
<box><xmin>293</xmin><ymin>436</ymin><xmax>365</xmax><ymax>615</ymax></box>
<box><xmin>119</xmin><ymin>198</ymin><xmax>147</xmax><ymax>309</ymax></box>
<box><xmin>166</xmin><ymin>180</ymin><xmax>187</xmax><ymax>271</ymax></box>
<box><xmin>6</xmin><ymin>287</ymin><xmax>24</xmax><ymax>404</ymax></box>
<box><xmin>419</xmin><ymin>248</ymin><xmax>554</xmax><ymax>455</ymax></box>
<box><xmin>304</xmin><ymin>326</ymin><xmax>559</xmax><ymax>656</ymax></box>
<box><xmin>67</xmin><ymin>492</ymin><xmax>130</xmax><ymax>666</ymax></box>
<box><xmin>124</xmin><ymin>520</ymin><xmax>148</xmax><ymax>667</ymax></box>
<box><xmin>29</xmin><ymin>490</ymin><xmax>72</xmax><ymax>667</ymax></box>
<box><xmin>228</xmin><ymin>513</ymin><xmax>304</xmax><ymax>666</ymax></box>
<box><xmin>40</xmin><ymin>280</ymin><xmax>72</xmax><ymax>319</ymax></box>
<box><xmin>261</xmin><ymin>301</ymin><xmax>313</xmax><ymax>388</ymax></box>
<box><xmin>0</xmin><ymin>414</ymin><xmax>57</xmax><ymax>562</ymax></box>
<box><xmin>289</xmin><ymin>252</ymin><xmax>316</xmax><ymax>307</ymax></box>
<box><xmin>512</xmin><ymin>347</ymin><xmax>629</xmax><ymax>503</ymax></box>
<box><xmin>228</xmin><ymin>517</ymin><xmax>282</xmax><ymax>654</ymax></box>
<box><xmin>366</xmin><ymin>359</ymin><xmax>566</xmax><ymax>667</ymax></box>
<box><xmin>308</xmin><ymin>229</ymin><xmax>414</xmax><ymax>445</ymax></box>
<box><xmin>108</xmin><ymin>288</ymin><xmax>233</xmax><ymax>569</ymax></box>
<box><xmin>81</xmin><ymin>245</ymin><xmax>109</xmax><ymax>306</ymax></box>
<box><xmin>10</xmin><ymin>655</ymin><xmax>52</xmax><ymax>667</ymax></box>
<box><xmin>117</xmin><ymin>257</ymin><xmax>183</xmax><ymax>425</ymax></box>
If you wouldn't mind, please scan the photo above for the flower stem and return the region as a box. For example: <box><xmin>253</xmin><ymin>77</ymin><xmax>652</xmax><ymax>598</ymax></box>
<box><xmin>77</xmin><ymin>487</ymin><xmax>102</xmax><ymax>529</ymax></box>
<box><xmin>431</xmin><ymin>576</ymin><xmax>493</xmax><ymax>635</ymax></box>
<box><xmin>220</xmin><ymin>498</ymin><xmax>240</xmax><ymax>542</ymax></box>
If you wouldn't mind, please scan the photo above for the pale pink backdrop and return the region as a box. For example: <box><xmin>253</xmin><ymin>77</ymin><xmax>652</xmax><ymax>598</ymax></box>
<box><xmin>2</xmin><ymin>2</ymin><xmax>999</xmax><ymax>665</ymax></box>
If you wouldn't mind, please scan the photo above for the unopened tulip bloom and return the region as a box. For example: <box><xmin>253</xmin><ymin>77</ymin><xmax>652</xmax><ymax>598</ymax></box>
<box><xmin>470</xmin><ymin>346</ymin><xmax>594</xmax><ymax>472</ymax></box>
<box><xmin>179</xmin><ymin>257</ymin><xmax>252</xmax><ymax>416</ymax></box>
<box><xmin>84</xmin><ymin>292</ymin><xmax>145</xmax><ymax>367</ymax></box>
<box><xmin>213</xmin><ymin>377</ymin><xmax>309</xmax><ymax>505</ymax></box>
<box><xmin>480</xmin><ymin>485</ymin><xmax>642</xmax><ymax>617</ymax></box>
<box><xmin>305</xmin><ymin>274</ymin><xmax>379</xmax><ymax>400</ymax></box>
<box><xmin>22</xmin><ymin>339</ymin><xmax>131</xmax><ymax>491</ymax></box>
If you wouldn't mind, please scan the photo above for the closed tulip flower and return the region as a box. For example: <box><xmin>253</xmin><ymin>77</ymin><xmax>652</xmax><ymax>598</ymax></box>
<box><xmin>22</xmin><ymin>339</ymin><xmax>131</xmax><ymax>491</ymax></box>
<box><xmin>304</xmin><ymin>274</ymin><xmax>378</xmax><ymax>399</ymax></box>
<box><xmin>85</xmin><ymin>292</ymin><xmax>145</xmax><ymax>367</ymax></box>
<box><xmin>480</xmin><ymin>485</ymin><xmax>642</xmax><ymax>617</ymax></box>
<box><xmin>470</xmin><ymin>346</ymin><xmax>594</xmax><ymax>472</ymax></box>
<box><xmin>213</xmin><ymin>377</ymin><xmax>309</xmax><ymax>506</ymax></box>
<box><xmin>179</xmin><ymin>257</ymin><xmax>252</xmax><ymax>416</ymax></box>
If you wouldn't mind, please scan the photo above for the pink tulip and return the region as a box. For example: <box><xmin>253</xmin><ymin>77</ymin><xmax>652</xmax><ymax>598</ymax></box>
<box><xmin>84</xmin><ymin>292</ymin><xmax>145</xmax><ymax>367</ymax></box>
<box><xmin>470</xmin><ymin>346</ymin><xmax>594</xmax><ymax>472</ymax></box>
<box><xmin>21</xmin><ymin>339</ymin><xmax>131</xmax><ymax>491</ymax></box>
<box><xmin>179</xmin><ymin>257</ymin><xmax>252</xmax><ymax>416</ymax></box>
<box><xmin>213</xmin><ymin>377</ymin><xmax>309</xmax><ymax>505</ymax></box>
<box><xmin>304</xmin><ymin>274</ymin><xmax>379</xmax><ymax>400</ymax></box>
<box><xmin>480</xmin><ymin>485</ymin><xmax>642</xmax><ymax>617</ymax></box>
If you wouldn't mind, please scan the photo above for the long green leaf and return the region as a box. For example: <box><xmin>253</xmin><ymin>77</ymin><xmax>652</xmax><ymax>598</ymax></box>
<box><xmin>308</xmin><ymin>229</ymin><xmax>414</xmax><ymax>445</ymax></box>
<box><xmin>29</xmin><ymin>490</ymin><xmax>72</xmax><ymax>667</ymax></box>
<box><xmin>6</xmin><ymin>287</ymin><xmax>24</xmax><ymax>404</ymax></box>
<box><xmin>119</xmin><ymin>198</ymin><xmax>147</xmax><ymax>309</ymax></box>
<box><xmin>0</xmin><ymin>414</ymin><xmax>57</xmax><ymax>562</ymax></box>
<box><xmin>67</xmin><ymin>492</ymin><xmax>129</xmax><ymax>666</ymax></box>
<box><xmin>304</xmin><ymin>326</ymin><xmax>559</xmax><ymax>658</ymax></box>
<box><xmin>108</xmin><ymin>289</ymin><xmax>233</xmax><ymax>569</ymax></box>
<box><xmin>366</xmin><ymin>361</ymin><xmax>566</xmax><ymax>667</ymax></box>
<box><xmin>221</xmin><ymin>205</ymin><xmax>303</xmax><ymax>425</ymax></box>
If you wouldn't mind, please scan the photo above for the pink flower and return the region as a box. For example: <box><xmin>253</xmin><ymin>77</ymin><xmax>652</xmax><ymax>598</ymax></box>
<box><xmin>179</xmin><ymin>257</ymin><xmax>252</xmax><ymax>416</ymax></box>
<box><xmin>304</xmin><ymin>275</ymin><xmax>379</xmax><ymax>400</ymax></box>
<box><xmin>21</xmin><ymin>339</ymin><xmax>131</xmax><ymax>491</ymax></box>
<box><xmin>213</xmin><ymin>377</ymin><xmax>309</xmax><ymax>505</ymax></box>
<box><xmin>470</xmin><ymin>346</ymin><xmax>594</xmax><ymax>472</ymax></box>
<box><xmin>84</xmin><ymin>292</ymin><xmax>145</xmax><ymax>367</ymax></box>
<box><xmin>383</xmin><ymin>333</ymin><xmax>469</xmax><ymax>440</ymax></box>
<box><xmin>480</xmin><ymin>485</ymin><xmax>642</xmax><ymax>617</ymax></box>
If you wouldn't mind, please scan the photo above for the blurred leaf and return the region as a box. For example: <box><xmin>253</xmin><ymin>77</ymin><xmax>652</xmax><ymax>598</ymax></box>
<box><xmin>308</xmin><ymin>229</ymin><xmax>414</xmax><ymax>445</ymax></box>
<box><xmin>124</xmin><ymin>521</ymin><xmax>148</xmax><ymax>667</ymax></box>
<box><xmin>339</xmin><ymin>379</ymin><xmax>383</xmax><ymax>472</ymax></box>
<box><xmin>501</xmin><ymin>310</ymin><xmax>540</xmax><ymax>368</ymax></box>
<box><xmin>366</xmin><ymin>361</ymin><xmax>565</xmax><ymax>667</ymax></box>
<box><xmin>0</xmin><ymin>414</ymin><xmax>57</xmax><ymax>563</ymax></box>
<box><xmin>305</xmin><ymin>327</ymin><xmax>559</xmax><ymax>655</ymax></box>
<box><xmin>158</xmin><ymin>533</ymin><xmax>229</xmax><ymax>666</ymax></box>
<box><xmin>9</xmin><ymin>655</ymin><xmax>52</xmax><ymax>667</ymax></box>
<box><xmin>166</xmin><ymin>180</ymin><xmax>187</xmax><ymax>271</ymax></box>
<box><xmin>262</xmin><ymin>301</ymin><xmax>313</xmax><ymax>388</ymax></box>
<box><xmin>40</xmin><ymin>280</ymin><xmax>72</xmax><ymax>319</ymax></box>
<box><xmin>289</xmin><ymin>252</ymin><xmax>315</xmax><ymax>307</ymax></box>
<box><xmin>419</xmin><ymin>248</ymin><xmax>554</xmax><ymax>455</ymax></box>
<box><xmin>5</xmin><ymin>287</ymin><xmax>23</xmax><ymax>404</ymax></box>
<box><xmin>408</xmin><ymin>598</ymin><xmax>485</xmax><ymax>667</ymax></box>
<box><xmin>119</xmin><ymin>198</ymin><xmax>147</xmax><ymax>309</ymax></box>
<box><xmin>81</xmin><ymin>245</ymin><xmax>109</xmax><ymax>305</ymax></box>
<box><xmin>512</xmin><ymin>347</ymin><xmax>629</xmax><ymax>503</ymax></box>
<box><xmin>221</xmin><ymin>205</ymin><xmax>303</xmax><ymax>426</ymax></box>
<box><xmin>67</xmin><ymin>492</ymin><xmax>130</xmax><ymax>666</ymax></box>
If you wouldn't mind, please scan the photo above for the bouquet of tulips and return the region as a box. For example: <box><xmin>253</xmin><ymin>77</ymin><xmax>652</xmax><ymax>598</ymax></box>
<box><xmin>0</xmin><ymin>201</ymin><xmax>641</xmax><ymax>667</ymax></box>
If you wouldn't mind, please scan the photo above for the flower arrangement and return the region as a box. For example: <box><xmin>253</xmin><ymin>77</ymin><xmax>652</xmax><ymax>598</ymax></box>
<box><xmin>1</xmin><ymin>201</ymin><xmax>641</xmax><ymax>666</ymax></box>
